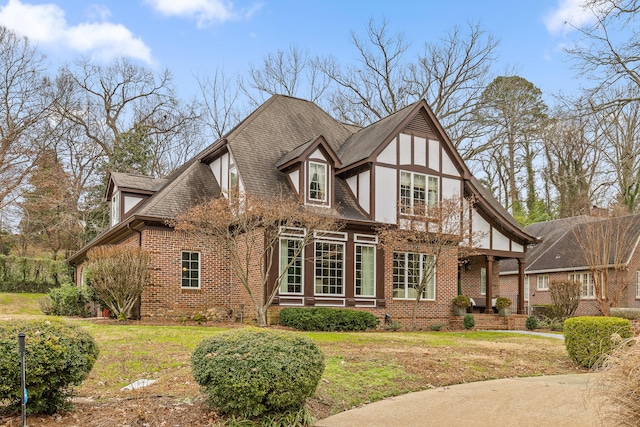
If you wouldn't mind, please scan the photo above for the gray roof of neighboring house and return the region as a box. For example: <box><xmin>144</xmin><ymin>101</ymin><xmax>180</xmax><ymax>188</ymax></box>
<box><xmin>501</xmin><ymin>214</ymin><xmax>640</xmax><ymax>274</ymax></box>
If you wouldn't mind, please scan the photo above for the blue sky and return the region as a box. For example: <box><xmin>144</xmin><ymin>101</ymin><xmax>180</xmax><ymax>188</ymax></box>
<box><xmin>0</xmin><ymin>0</ymin><xmax>600</xmax><ymax>103</ymax></box>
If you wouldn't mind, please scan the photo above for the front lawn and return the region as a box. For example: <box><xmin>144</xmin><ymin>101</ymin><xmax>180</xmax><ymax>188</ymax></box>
<box><xmin>0</xmin><ymin>293</ymin><xmax>582</xmax><ymax>426</ymax></box>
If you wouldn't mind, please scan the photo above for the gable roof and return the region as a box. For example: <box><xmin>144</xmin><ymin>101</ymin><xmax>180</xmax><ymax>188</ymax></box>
<box><xmin>501</xmin><ymin>214</ymin><xmax>640</xmax><ymax>274</ymax></box>
<box><xmin>106</xmin><ymin>172</ymin><xmax>168</xmax><ymax>198</ymax></box>
<box><xmin>276</xmin><ymin>135</ymin><xmax>342</xmax><ymax>170</ymax></box>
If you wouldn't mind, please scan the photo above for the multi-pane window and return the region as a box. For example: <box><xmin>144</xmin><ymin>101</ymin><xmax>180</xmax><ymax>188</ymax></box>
<box><xmin>229</xmin><ymin>167</ymin><xmax>239</xmax><ymax>198</ymax></box>
<box><xmin>393</xmin><ymin>252</ymin><xmax>435</xmax><ymax>300</ymax></box>
<box><xmin>569</xmin><ymin>272</ymin><xmax>596</xmax><ymax>299</ymax></box>
<box><xmin>309</xmin><ymin>162</ymin><xmax>327</xmax><ymax>202</ymax></box>
<box><xmin>400</xmin><ymin>171</ymin><xmax>438</xmax><ymax>214</ymax></box>
<box><xmin>537</xmin><ymin>274</ymin><xmax>549</xmax><ymax>290</ymax></box>
<box><xmin>279</xmin><ymin>238</ymin><xmax>303</xmax><ymax>294</ymax></box>
<box><xmin>524</xmin><ymin>275</ymin><xmax>530</xmax><ymax>301</ymax></box>
<box><xmin>355</xmin><ymin>245</ymin><xmax>375</xmax><ymax>297</ymax></box>
<box><xmin>181</xmin><ymin>251</ymin><xmax>200</xmax><ymax>288</ymax></box>
<box><xmin>480</xmin><ymin>267</ymin><xmax>487</xmax><ymax>295</ymax></box>
<box><xmin>315</xmin><ymin>241</ymin><xmax>344</xmax><ymax>295</ymax></box>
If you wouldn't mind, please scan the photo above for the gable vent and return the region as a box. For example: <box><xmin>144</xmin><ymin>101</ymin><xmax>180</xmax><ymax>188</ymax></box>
<box><xmin>405</xmin><ymin>112</ymin><xmax>434</xmax><ymax>135</ymax></box>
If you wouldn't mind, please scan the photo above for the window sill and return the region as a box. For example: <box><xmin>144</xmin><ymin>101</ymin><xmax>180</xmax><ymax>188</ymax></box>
<box><xmin>392</xmin><ymin>297</ymin><xmax>435</xmax><ymax>301</ymax></box>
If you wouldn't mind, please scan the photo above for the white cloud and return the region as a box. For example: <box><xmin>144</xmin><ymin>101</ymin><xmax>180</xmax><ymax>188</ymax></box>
<box><xmin>145</xmin><ymin>0</ymin><xmax>262</xmax><ymax>28</ymax></box>
<box><xmin>544</xmin><ymin>0</ymin><xmax>597</xmax><ymax>35</ymax></box>
<box><xmin>0</xmin><ymin>0</ymin><xmax>153</xmax><ymax>64</ymax></box>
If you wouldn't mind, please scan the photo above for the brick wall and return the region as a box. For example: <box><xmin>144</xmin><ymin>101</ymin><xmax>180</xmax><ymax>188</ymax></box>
<box><xmin>140</xmin><ymin>227</ymin><xmax>237</xmax><ymax>319</ymax></box>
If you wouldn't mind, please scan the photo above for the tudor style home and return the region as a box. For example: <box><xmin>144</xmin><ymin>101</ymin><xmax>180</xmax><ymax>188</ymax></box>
<box><xmin>68</xmin><ymin>95</ymin><xmax>535</xmax><ymax>326</ymax></box>
<box><xmin>500</xmin><ymin>214</ymin><xmax>640</xmax><ymax>316</ymax></box>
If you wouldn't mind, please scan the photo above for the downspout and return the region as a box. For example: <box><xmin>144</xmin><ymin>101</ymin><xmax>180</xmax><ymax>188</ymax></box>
<box><xmin>127</xmin><ymin>222</ymin><xmax>143</xmax><ymax>320</ymax></box>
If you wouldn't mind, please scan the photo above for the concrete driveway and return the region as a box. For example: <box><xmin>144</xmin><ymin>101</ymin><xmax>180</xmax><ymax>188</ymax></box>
<box><xmin>316</xmin><ymin>374</ymin><xmax>601</xmax><ymax>427</ymax></box>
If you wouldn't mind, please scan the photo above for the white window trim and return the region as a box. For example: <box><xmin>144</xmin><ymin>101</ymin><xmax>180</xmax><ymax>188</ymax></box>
<box><xmin>524</xmin><ymin>275</ymin><xmax>530</xmax><ymax>301</ymax></box>
<box><xmin>636</xmin><ymin>270</ymin><xmax>640</xmax><ymax>299</ymax></box>
<box><xmin>314</xmin><ymin>240</ymin><xmax>346</xmax><ymax>297</ymax></box>
<box><xmin>181</xmin><ymin>250</ymin><xmax>201</xmax><ymax>289</ymax></box>
<box><xmin>111</xmin><ymin>191</ymin><xmax>120</xmax><ymax>226</ymax></box>
<box><xmin>355</xmin><ymin>243</ymin><xmax>376</xmax><ymax>298</ymax></box>
<box><xmin>400</xmin><ymin>171</ymin><xmax>439</xmax><ymax>216</ymax></box>
<box><xmin>308</xmin><ymin>161</ymin><xmax>328</xmax><ymax>203</ymax></box>
<box><xmin>480</xmin><ymin>267</ymin><xmax>487</xmax><ymax>295</ymax></box>
<box><xmin>392</xmin><ymin>251</ymin><xmax>436</xmax><ymax>301</ymax></box>
<box><xmin>569</xmin><ymin>272</ymin><xmax>602</xmax><ymax>300</ymax></box>
<box><xmin>279</xmin><ymin>237</ymin><xmax>304</xmax><ymax>295</ymax></box>
<box><xmin>536</xmin><ymin>274</ymin><xmax>549</xmax><ymax>291</ymax></box>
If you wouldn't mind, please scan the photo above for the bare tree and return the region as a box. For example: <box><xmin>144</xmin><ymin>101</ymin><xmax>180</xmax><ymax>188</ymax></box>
<box><xmin>573</xmin><ymin>212</ymin><xmax>640</xmax><ymax>315</ymax></box>
<box><xmin>565</xmin><ymin>0</ymin><xmax>640</xmax><ymax>108</ymax></box>
<box><xmin>318</xmin><ymin>18</ymin><xmax>412</xmax><ymax>126</ymax></box>
<box><xmin>0</xmin><ymin>26</ymin><xmax>53</xmax><ymax>209</ymax></box>
<box><xmin>407</xmin><ymin>22</ymin><xmax>498</xmax><ymax>153</ymax></box>
<box><xmin>378</xmin><ymin>196</ymin><xmax>478</xmax><ymax>330</ymax></box>
<box><xmin>543</xmin><ymin>100</ymin><xmax>602</xmax><ymax>217</ymax></box>
<box><xmin>173</xmin><ymin>192</ymin><xmax>341</xmax><ymax>327</ymax></box>
<box><xmin>591</xmin><ymin>86</ymin><xmax>640</xmax><ymax>211</ymax></box>
<box><xmin>54</xmin><ymin>56</ymin><xmax>201</xmax><ymax>177</ymax></box>
<box><xmin>242</xmin><ymin>44</ymin><xmax>330</xmax><ymax>107</ymax></box>
<box><xmin>196</xmin><ymin>67</ymin><xmax>244</xmax><ymax>139</ymax></box>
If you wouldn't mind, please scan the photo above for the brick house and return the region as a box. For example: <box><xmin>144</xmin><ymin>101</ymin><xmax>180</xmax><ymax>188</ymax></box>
<box><xmin>500</xmin><ymin>214</ymin><xmax>640</xmax><ymax>316</ymax></box>
<box><xmin>68</xmin><ymin>95</ymin><xmax>535</xmax><ymax>326</ymax></box>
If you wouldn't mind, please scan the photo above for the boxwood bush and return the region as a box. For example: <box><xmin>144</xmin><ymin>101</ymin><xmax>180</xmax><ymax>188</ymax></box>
<box><xmin>278</xmin><ymin>307</ymin><xmax>379</xmax><ymax>331</ymax></box>
<box><xmin>564</xmin><ymin>316</ymin><xmax>632</xmax><ymax>368</ymax></box>
<box><xmin>43</xmin><ymin>284</ymin><xmax>92</xmax><ymax>317</ymax></box>
<box><xmin>191</xmin><ymin>328</ymin><xmax>324</xmax><ymax>418</ymax></box>
<box><xmin>0</xmin><ymin>319</ymin><xmax>99</xmax><ymax>414</ymax></box>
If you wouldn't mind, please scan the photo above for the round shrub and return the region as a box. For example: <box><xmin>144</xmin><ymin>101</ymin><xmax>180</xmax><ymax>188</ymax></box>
<box><xmin>0</xmin><ymin>319</ymin><xmax>99</xmax><ymax>414</ymax></box>
<box><xmin>191</xmin><ymin>328</ymin><xmax>325</xmax><ymax>417</ymax></box>
<box><xmin>525</xmin><ymin>315</ymin><xmax>538</xmax><ymax>330</ymax></box>
<box><xmin>463</xmin><ymin>314</ymin><xmax>475</xmax><ymax>329</ymax></box>
<box><xmin>564</xmin><ymin>316</ymin><xmax>632</xmax><ymax>368</ymax></box>
<box><xmin>45</xmin><ymin>284</ymin><xmax>92</xmax><ymax>317</ymax></box>
<box><xmin>279</xmin><ymin>307</ymin><xmax>379</xmax><ymax>331</ymax></box>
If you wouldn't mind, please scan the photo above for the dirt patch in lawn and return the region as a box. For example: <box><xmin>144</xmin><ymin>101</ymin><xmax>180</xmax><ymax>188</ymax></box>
<box><xmin>0</xmin><ymin>321</ymin><xmax>584</xmax><ymax>426</ymax></box>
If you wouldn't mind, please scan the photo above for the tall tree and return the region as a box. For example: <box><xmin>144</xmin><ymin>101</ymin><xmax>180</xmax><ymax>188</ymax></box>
<box><xmin>0</xmin><ymin>26</ymin><xmax>53</xmax><ymax>209</ymax></box>
<box><xmin>20</xmin><ymin>150</ymin><xmax>81</xmax><ymax>259</ymax></box>
<box><xmin>196</xmin><ymin>67</ymin><xmax>244</xmax><ymax>139</ymax></box>
<box><xmin>474</xmin><ymin>76</ymin><xmax>548</xmax><ymax>220</ymax></box>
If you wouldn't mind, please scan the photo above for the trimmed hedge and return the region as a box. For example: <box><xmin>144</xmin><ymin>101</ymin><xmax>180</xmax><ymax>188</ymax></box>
<box><xmin>191</xmin><ymin>328</ymin><xmax>324</xmax><ymax>417</ymax></box>
<box><xmin>0</xmin><ymin>319</ymin><xmax>99</xmax><ymax>414</ymax></box>
<box><xmin>278</xmin><ymin>307</ymin><xmax>379</xmax><ymax>331</ymax></box>
<box><xmin>564</xmin><ymin>316</ymin><xmax>633</xmax><ymax>368</ymax></box>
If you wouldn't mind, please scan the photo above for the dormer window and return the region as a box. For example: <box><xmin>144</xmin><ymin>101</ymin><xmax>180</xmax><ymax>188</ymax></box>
<box><xmin>111</xmin><ymin>192</ymin><xmax>120</xmax><ymax>226</ymax></box>
<box><xmin>309</xmin><ymin>162</ymin><xmax>327</xmax><ymax>202</ymax></box>
<box><xmin>400</xmin><ymin>171</ymin><xmax>438</xmax><ymax>215</ymax></box>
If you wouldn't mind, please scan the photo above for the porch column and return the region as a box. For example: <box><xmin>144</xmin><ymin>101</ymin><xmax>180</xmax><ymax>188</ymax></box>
<box><xmin>484</xmin><ymin>255</ymin><xmax>494</xmax><ymax>314</ymax></box>
<box><xmin>517</xmin><ymin>258</ymin><xmax>525</xmax><ymax>314</ymax></box>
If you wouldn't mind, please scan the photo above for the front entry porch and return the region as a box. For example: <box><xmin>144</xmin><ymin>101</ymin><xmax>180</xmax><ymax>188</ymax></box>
<box><xmin>448</xmin><ymin>313</ymin><xmax>527</xmax><ymax>331</ymax></box>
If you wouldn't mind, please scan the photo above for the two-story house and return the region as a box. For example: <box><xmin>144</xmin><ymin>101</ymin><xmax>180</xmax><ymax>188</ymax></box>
<box><xmin>68</xmin><ymin>95</ymin><xmax>535</xmax><ymax>327</ymax></box>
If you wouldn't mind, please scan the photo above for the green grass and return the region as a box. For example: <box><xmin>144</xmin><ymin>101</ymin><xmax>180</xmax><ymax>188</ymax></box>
<box><xmin>0</xmin><ymin>293</ymin><xmax>580</xmax><ymax>419</ymax></box>
<box><xmin>0</xmin><ymin>292</ymin><xmax>46</xmax><ymax>315</ymax></box>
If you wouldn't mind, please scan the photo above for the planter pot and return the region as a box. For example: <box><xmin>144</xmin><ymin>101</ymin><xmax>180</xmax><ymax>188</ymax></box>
<box><xmin>453</xmin><ymin>306</ymin><xmax>468</xmax><ymax>316</ymax></box>
<box><xmin>102</xmin><ymin>308</ymin><xmax>110</xmax><ymax>318</ymax></box>
<box><xmin>498</xmin><ymin>307</ymin><xmax>511</xmax><ymax>317</ymax></box>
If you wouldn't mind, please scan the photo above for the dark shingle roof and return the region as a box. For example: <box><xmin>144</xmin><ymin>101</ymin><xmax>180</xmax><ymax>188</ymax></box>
<box><xmin>136</xmin><ymin>160</ymin><xmax>219</xmax><ymax>219</ymax></box>
<box><xmin>338</xmin><ymin>102</ymin><xmax>417</xmax><ymax>167</ymax></box>
<box><xmin>501</xmin><ymin>214</ymin><xmax>640</xmax><ymax>274</ymax></box>
<box><xmin>110</xmin><ymin>172</ymin><xmax>167</xmax><ymax>193</ymax></box>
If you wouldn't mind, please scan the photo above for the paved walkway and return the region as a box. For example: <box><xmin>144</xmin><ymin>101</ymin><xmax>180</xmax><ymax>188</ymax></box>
<box><xmin>316</xmin><ymin>374</ymin><xmax>600</xmax><ymax>427</ymax></box>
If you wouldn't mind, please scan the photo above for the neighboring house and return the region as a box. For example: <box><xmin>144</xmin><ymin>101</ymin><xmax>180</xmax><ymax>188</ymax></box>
<box><xmin>68</xmin><ymin>95</ymin><xmax>535</xmax><ymax>326</ymax></box>
<box><xmin>500</xmin><ymin>214</ymin><xmax>640</xmax><ymax>316</ymax></box>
